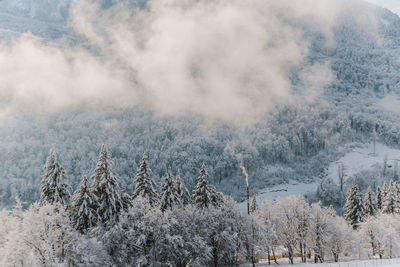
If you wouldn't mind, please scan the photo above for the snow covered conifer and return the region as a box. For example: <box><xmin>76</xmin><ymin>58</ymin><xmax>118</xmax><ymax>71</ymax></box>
<box><xmin>376</xmin><ymin>185</ymin><xmax>383</xmax><ymax>210</ymax></box>
<box><xmin>91</xmin><ymin>145</ymin><xmax>123</xmax><ymax>224</ymax></box>
<box><xmin>382</xmin><ymin>180</ymin><xmax>400</xmax><ymax>214</ymax></box>
<box><xmin>70</xmin><ymin>175</ymin><xmax>98</xmax><ymax>233</ymax></box>
<box><xmin>209</xmin><ymin>183</ymin><xmax>223</xmax><ymax>207</ymax></box>
<box><xmin>40</xmin><ymin>147</ymin><xmax>71</xmax><ymax>205</ymax></box>
<box><xmin>364</xmin><ymin>186</ymin><xmax>376</xmax><ymax>217</ymax></box>
<box><xmin>175</xmin><ymin>169</ymin><xmax>191</xmax><ymax>206</ymax></box>
<box><xmin>193</xmin><ymin>163</ymin><xmax>212</xmax><ymax>209</ymax></box>
<box><xmin>132</xmin><ymin>152</ymin><xmax>159</xmax><ymax>206</ymax></box>
<box><xmin>160</xmin><ymin>167</ymin><xmax>180</xmax><ymax>212</ymax></box>
<box><xmin>344</xmin><ymin>179</ymin><xmax>364</xmax><ymax>229</ymax></box>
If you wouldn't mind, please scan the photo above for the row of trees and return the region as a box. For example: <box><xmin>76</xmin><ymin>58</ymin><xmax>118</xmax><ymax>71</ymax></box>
<box><xmin>2</xmin><ymin>146</ymin><xmax>400</xmax><ymax>266</ymax></box>
<box><xmin>344</xmin><ymin>179</ymin><xmax>400</xmax><ymax>230</ymax></box>
<box><xmin>40</xmin><ymin>145</ymin><xmax>224</xmax><ymax>234</ymax></box>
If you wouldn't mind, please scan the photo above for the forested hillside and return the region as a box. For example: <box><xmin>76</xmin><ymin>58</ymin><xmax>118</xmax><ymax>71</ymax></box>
<box><xmin>1</xmin><ymin>1</ymin><xmax>400</xmax><ymax>208</ymax></box>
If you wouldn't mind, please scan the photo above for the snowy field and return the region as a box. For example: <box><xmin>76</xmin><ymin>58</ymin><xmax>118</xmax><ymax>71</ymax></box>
<box><xmin>239</xmin><ymin>181</ymin><xmax>319</xmax><ymax>208</ymax></box>
<box><xmin>240</xmin><ymin>142</ymin><xmax>400</xmax><ymax>209</ymax></box>
<box><xmin>327</xmin><ymin>143</ymin><xmax>400</xmax><ymax>184</ymax></box>
<box><xmin>242</xmin><ymin>258</ymin><xmax>400</xmax><ymax>267</ymax></box>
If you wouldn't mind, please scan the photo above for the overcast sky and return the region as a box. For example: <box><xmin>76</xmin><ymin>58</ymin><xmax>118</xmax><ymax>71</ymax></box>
<box><xmin>365</xmin><ymin>0</ymin><xmax>400</xmax><ymax>16</ymax></box>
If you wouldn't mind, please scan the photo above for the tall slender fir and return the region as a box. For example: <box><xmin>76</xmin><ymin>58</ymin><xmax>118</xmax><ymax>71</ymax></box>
<box><xmin>91</xmin><ymin>145</ymin><xmax>123</xmax><ymax>224</ymax></box>
<box><xmin>132</xmin><ymin>152</ymin><xmax>159</xmax><ymax>206</ymax></box>
<box><xmin>175</xmin><ymin>169</ymin><xmax>192</xmax><ymax>206</ymax></box>
<box><xmin>40</xmin><ymin>147</ymin><xmax>71</xmax><ymax>205</ymax></box>
<box><xmin>70</xmin><ymin>175</ymin><xmax>98</xmax><ymax>233</ymax></box>
<box><xmin>343</xmin><ymin>179</ymin><xmax>364</xmax><ymax>230</ymax></box>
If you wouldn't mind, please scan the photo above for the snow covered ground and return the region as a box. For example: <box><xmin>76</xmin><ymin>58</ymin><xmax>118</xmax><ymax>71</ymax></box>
<box><xmin>239</xmin><ymin>181</ymin><xmax>319</xmax><ymax>208</ymax></box>
<box><xmin>327</xmin><ymin>142</ymin><xmax>400</xmax><ymax>184</ymax></box>
<box><xmin>240</xmin><ymin>142</ymin><xmax>400</xmax><ymax>209</ymax></box>
<box><xmin>376</xmin><ymin>94</ymin><xmax>400</xmax><ymax>115</ymax></box>
<box><xmin>242</xmin><ymin>258</ymin><xmax>400</xmax><ymax>267</ymax></box>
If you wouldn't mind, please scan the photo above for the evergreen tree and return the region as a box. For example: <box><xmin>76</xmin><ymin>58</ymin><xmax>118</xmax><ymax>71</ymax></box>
<box><xmin>193</xmin><ymin>163</ymin><xmax>212</xmax><ymax>209</ymax></box>
<box><xmin>376</xmin><ymin>185</ymin><xmax>383</xmax><ymax>210</ymax></box>
<box><xmin>91</xmin><ymin>145</ymin><xmax>123</xmax><ymax>224</ymax></box>
<box><xmin>251</xmin><ymin>195</ymin><xmax>257</xmax><ymax>213</ymax></box>
<box><xmin>40</xmin><ymin>147</ymin><xmax>71</xmax><ymax>205</ymax></box>
<box><xmin>209</xmin><ymin>183</ymin><xmax>223</xmax><ymax>207</ymax></box>
<box><xmin>132</xmin><ymin>152</ymin><xmax>159</xmax><ymax>206</ymax></box>
<box><xmin>70</xmin><ymin>175</ymin><xmax>98</xmax><ymax>233</ymax></box>
<box><xmin>160</xmin><ymin>167</ymin><xmax>180</xmax><ymax>212</ymax></box>
<box><xmin>363</xmin><ymin>186</ymin><xmax>376</xmax><ymax>217</ymax></box>
<box><xmin>175</xmin><ymin>169</ymin><xmax>191</xmax><ymax>206</ymax></box>
<box><xmin>343</xmin><ymin>180</ymin><xmax>364</xmax><ymax>230</ymax></box>
<box><xmin>382</xmin><ymin>180</ymin><xmax>400</xmax><ymax>214</ymax></box>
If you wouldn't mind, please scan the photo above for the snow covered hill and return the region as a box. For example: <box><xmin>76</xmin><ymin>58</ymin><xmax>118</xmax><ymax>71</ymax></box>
<box><xmin>1</xmin><ymin>0</ymin><xmax>400</xmax><ymax>208</ymax></box>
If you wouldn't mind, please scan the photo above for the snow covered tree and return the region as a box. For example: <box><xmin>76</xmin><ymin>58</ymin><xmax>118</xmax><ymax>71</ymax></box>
<box><xmin>132</xmin><ymin>152</ymin><xmax>159</xmax><ymax>207</ymax></box>
<box><xmin>376</xmin><ymin>185</ymin><xmax>383</xmax><ymax>210</ymax></box>
<box><xmin>344</xmin><ymin>180</ymin><xmax>364</xmax><ymax>230</ymax></box>
<box><xmin>193</xmin><ymin>163</ymin><xmax>219</xmax><ymax>209</ymax></box>
<box><xmin>382</xmin><ymin>180</ymin><xmax>400</xmax><ymax>214</ymax></box>
<box><xmin>40</xmin><ymin>147</ymin><xmax>71</xmax><ymax>205</ymax></box>
<box><xmin>160</xmin><ymin>167</ymin><xmax>180</xmax><ymax>212</ymax></box>
<box><xmin>364</xmin><ymin>186</ymin><xmax>377</xmax><ymax>217</ymax></box>
<box><xmin>91</xmin><ymin>145</ymin><xmax>123</xmax><ymax>225</ymax></box>
<box><xmin>175</xmin><ymin>169</ymin><xmax>191</xmax><ymax>206</ymax></box>
<box><xmin>70</xmin><ymin>175</ymin><xmax>98</xmax><ymax>233</ymax></box>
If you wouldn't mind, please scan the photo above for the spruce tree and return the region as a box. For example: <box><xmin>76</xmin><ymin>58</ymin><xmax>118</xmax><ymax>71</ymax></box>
<box><xmin>175</xmin><ymin>169</ymin><xmax>191</xmax><ymax>206</ymax></box>
<box><xmin>376</xmin><ymin>185</ymin><xmax>383</xmax><ymax>210</ymax></box>
<box><xmin>91</xmin><ymin>145</ymin><xmax>122</xmax><ymax>224</ymax></box>
<box><xmin>382</xmin><ymin>180</ymin><xmax>400</xmax><ymax>214</ymax></box>
<box><xmin>132</xmin><ymin>152</ymin><xmax>159</xmax><ymax>206</ymax></box>
<box><xmin>160</xmin><ymin>167</ymin><xmax>180</xmax><ymax>212</ymax></box>
<box><xmin>363</xmin><ymin>186</ymin><xmax>376</xmax><ymax>217</ymax></box>
<box><xmin>40</xmin><ymin>147</ymin><xmax>71</xmax><ymax>205</ymax></box>
<box><xmin>343</xmin><ymin>180</ymin><xmax>364</xmax><ymax>230</ymax></box>
<box><xmin>70</xmin><ymin>175</ymin><xmax>98</xmax><ymax>233</ymax></box>
<box><xmin>193</xmin><ymin>163</ymin><xmax>212</xmax><ymax>209</ymax></box>
<box><xmin>209</xmin><ymin>183</ymin><xmax>223</xmax><ymax>207</ymax></box>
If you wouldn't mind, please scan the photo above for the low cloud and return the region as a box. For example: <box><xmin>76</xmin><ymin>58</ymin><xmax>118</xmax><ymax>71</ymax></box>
<box><xmin>0</xmin><ymin>0</ymin><xmax>381</xmax><ymax>124</ymax></box>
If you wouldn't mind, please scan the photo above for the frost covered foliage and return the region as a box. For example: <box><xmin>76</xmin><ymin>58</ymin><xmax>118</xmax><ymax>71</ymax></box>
<box><xmin>3</xmin><ymin>190</ymin><xmax>400</xmax><ymax>265</ymax></box>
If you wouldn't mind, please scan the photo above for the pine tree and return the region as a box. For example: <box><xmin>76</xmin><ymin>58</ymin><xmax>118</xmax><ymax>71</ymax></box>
<box><xmin>40</xmin><ymin>147</ymin><xmax>71</xmax><ymax>205</ymax></box>
<box><xmin>343</xmin><ymin>180</ymin><xmax>364</xmax><ymax>230</ymax></box>
<box><xmin>363</xmin><ymin>186</ymin><xmax>376</xmax><ymax>217</ymax></box>
<box><xmin>160</xmin><ymin>167</ymin><xmax>180</xmax><ymax>212</ymax></box>
<box><xmin>193</xmin><ymin>163</ymin><xmax>212</xmax><ymax>209</ymax></box>
<box><xmin>132</xmin><ymin>152</ymin><xmax>159</xmax><ymax>206</ymax></box>
<box><xmin>209</xmin><ymin>183</ymin><xmax>223</xmax><ymax>207</ymax></box>
<box><xmin>70</xmin><ymin>175</ymin><xmax>98</xmax><ymax>233</ymax></box>
<box><xmin>91</xmin><ymin>145</ymin><xmax>123</xmax><ymax>224</ymax></box>
<box><xmin>175</xmin><ymin>169</ymin><xmax>191</xmax><ymax>206</ymax></box>
<box><xmin>376</xmin><ymin>185</ymin><xmax>383</xmax><ymax>210</ymax></box>
<box><xmin>382</xmin><ymin>180</ymin><xmax>400</xmax><ymax>214</ymax></box>
<box><xmin>193</xmin><ymin>163</ymin><xmax>222</xmax><ymax>209</ymax></box>
<box><xmin>251</xmin><ymin>196</ymin><xmax>257</xmax><ymax>213</ymax></box>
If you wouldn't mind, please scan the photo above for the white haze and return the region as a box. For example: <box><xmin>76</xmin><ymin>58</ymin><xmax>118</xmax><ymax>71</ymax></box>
<box><xmin>0</xmin><ymin>0</ymin><xmax>381</xmax><ymax>124</ymax></box>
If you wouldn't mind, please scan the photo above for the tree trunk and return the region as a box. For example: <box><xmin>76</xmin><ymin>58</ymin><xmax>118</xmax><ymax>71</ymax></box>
<box><xmin>272</xmin><ymin>247</ymin><xmax>279</xmax><ymax>265</ymax></box>
<box><xmin>267</xmin><ymin>247</ymin><xmax>271</xmax><ymax>265</ymax></box>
